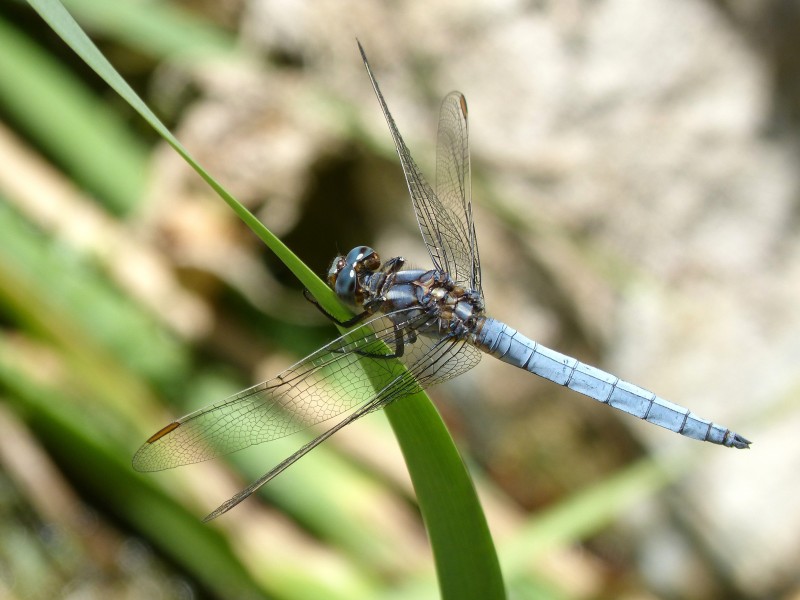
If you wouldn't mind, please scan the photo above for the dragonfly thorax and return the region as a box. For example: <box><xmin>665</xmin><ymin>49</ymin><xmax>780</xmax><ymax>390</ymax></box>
<box><xmin>328</xmin><ymin>246</ymin><xmax>486</xmax><ymax>339</ymax></box>
<box><xmin>425</xmin><ymin>283</ymin><xmax>486</xmax><ymax>338</ymax></box>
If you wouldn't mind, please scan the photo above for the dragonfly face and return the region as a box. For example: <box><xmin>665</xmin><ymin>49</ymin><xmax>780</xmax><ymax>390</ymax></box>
<box><xmin>327</xmin><ymin>245</ymin><xmax>381</xmax><ymax>308</ymax></box>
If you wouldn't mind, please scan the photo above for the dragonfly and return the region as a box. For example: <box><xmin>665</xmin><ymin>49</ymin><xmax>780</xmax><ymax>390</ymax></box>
<box><xmin>133</xmin><ymin>42</ymin><xmax>750</xmax><ymax>521</ymax></box>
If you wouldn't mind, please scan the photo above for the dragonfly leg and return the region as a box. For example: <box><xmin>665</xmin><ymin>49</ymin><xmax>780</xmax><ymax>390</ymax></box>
<box><xmin>354</xmin><ymin>326</ymin><xmax>405</xmax><ymax>359</ymax></box>
<box><xmin>381</xmin><ymin>256</ymin><xmax>406</xmax><ymax>274</ymax></box>
<box><xmin>303</xmin><ymin>289</ymin><xmax>406</xmax><ymax>358</ymax></box>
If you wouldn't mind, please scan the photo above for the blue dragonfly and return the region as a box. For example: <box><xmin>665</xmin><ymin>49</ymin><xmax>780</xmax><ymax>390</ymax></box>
<box><xmin>134</xmin><ymin>42</ymin><xmax>749</xmax><ymax>521</ymax></box>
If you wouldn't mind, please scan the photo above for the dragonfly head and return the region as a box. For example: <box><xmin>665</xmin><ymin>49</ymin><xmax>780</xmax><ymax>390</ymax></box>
<box><xmin>327</xmin><ymin>246</ymin><xmax>381</xmax><ymax>305</ymax></box>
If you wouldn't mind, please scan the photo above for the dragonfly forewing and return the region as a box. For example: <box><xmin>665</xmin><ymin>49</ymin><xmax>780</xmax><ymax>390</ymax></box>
<box><xmin>358</xmin><ymin>43</ymin><xmax>478</xmax><ymax>292</ymax></box>
<box><xmin>133</xmin><ymin>309</ymin><xmax>428</xmax><ymax>473</ymax></box>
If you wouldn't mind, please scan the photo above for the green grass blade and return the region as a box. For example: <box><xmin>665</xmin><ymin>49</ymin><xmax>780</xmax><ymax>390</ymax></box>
<box><xmin>62</xmin><ymin>0</ymin><xmax>240</xmax><ymax>60</ymax></box>
<box><xmin>0</xmin><ymin>342</ymin><xmax>263</xmax><ymax>599</ymax></box>
<box><xmin>502</xmin><ymin>453</ymin><xmax>689</xmax><ymax>571</ymax></box>
<box><xmin>386</xmin><ymin>394</ymin><xmax>505</xmax><ymax>598</ymax></box>
<box><xmin>0</xmin><ymin>337</ymin><xmax>378</xmax><ymax>600</ymax></box>
<box><xmin>0</xmin><ymin>14</ymin><xmax>149</xmax><ymax>214</ymax></box>
<box><xmin>24</xmin><ymin>0</ymin><xmax>312</xmax><ymax>285</ymax></box>
<box><xmin>25</xmin><ymin>1</ymin><xmax>506</xmax><ymax>596</ymax></box>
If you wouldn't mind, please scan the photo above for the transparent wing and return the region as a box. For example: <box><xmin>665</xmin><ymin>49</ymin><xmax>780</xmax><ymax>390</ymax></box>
<box><xmin>132</xmin><ymin>308</ymin><xmax>480</xmax><ymax>474</ymax></box>
<box><xmin>358</xmin><ymin>43</ymin><xmax>481</xmax><ymax>294</ymax></box>
<box><xmin>436</xmin><ymin>92</ymin><xmax>482</xmax><ymax>296</ymax></box>
<box><xmin>134</xmin><ymin>309</ymin><xmax>421</xmax><ymax>472</ymax></box>
<box><xmin>203</xmin><ymin>333</ymin><xmax>481</xmax><ymax>520</ymax></box>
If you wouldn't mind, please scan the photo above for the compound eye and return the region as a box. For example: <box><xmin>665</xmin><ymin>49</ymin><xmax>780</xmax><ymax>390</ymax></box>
<box><xmin>332</xmin><ymin>246</ymin><xmax>374</xmax><ymax>303</ymax></box>
<box><xmin>334</xmin><ymin>267</ymin><xmax>357</xmax><ymax>302</ymax></box>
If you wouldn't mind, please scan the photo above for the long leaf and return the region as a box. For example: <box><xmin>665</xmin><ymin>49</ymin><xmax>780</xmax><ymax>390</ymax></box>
<box><xmin>24</xmin><ymin>1</ymin><xmax>505</xmax><ymax>597</ymax></box>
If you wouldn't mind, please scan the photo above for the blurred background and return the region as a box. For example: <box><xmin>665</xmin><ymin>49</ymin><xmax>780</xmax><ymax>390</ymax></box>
<box><xmin>0</xmin><ymin>0</ymin><xmax>798</xmax><ymax>598</ymax></box>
